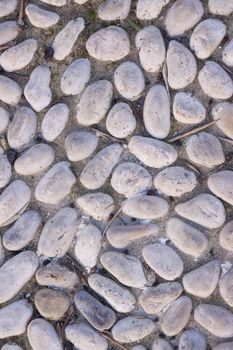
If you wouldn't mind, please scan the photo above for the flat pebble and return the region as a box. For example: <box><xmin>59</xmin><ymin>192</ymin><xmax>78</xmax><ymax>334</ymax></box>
<box><xmin>41</xmin><ymin>103</ymin><xmax>69</xmax><ymax>142</ymax></box>
<box><xmin>178</xmin><ymin>329</ymin><xmax>206</xmax><ymax>350</ymax></box>
<box><xmin>128</xmin><ymin>136</ymin><xmax>177</xmax><ymax>168</ymax></box>
<box><xmin>212</xmin><ymin>102</ymin><xmax>233</xmax><ymax>139</ymax></box>
<box><xmin>160</xmin><ymin>296</ymin><xmax>192</xmax><ymax>336</ymax></box>
<box><xmin>25</xmin><ymin>4</ymin><xmax>60</xmax><ymax>28</ymax></box>
<box><xmin>175</xmin><ymin>193</ymin><xmax>226</xmax><ymax>229</ymax></box>
<box><xmin>194</xmin><ymin>304</ymin><xmax>233</xmax><ymax>338</ymax></box>
<box><xmin>0</xmin><ymin>154</ymin><xmax>11</xmax><ymax>189</ymax></box>
<box><xmin>208</xmin><ymin>171</ymin><xmax>233</xmax><ymax>206</ymax></box>
<box><xmin>143</xmin><ymin>85</ymin><xmax>170</xmax><ymax>139</ymax></box>
<box><xmin>86</xmin><ymin>26</ymin><xmax>130</xmax><ymax>62</ymax></box>
<box><xmin>213</xmin><ymin>342</ymin><xmax>233</xmax><ymax>350</ymax></box>
<box><xmin>219</xmin><ymin>221</ymin><xmax>233</xmax><ymax>251</ymax></box>
<box><xmin>37</xmin><ymin>207</ymin><xmax>77</xmax><ymax>258</ymax></box>
<box><xmin>209</xmin><ymin>0</ymin><xmax>233</xmax><ymax>15</ymax></box>
<box><xmin>75</xmin><ymin>290</ymin><xmax>116</xmax><ymax>331</ymax></box>
<box><xmin>80</xmin><ymin>144</ymin><xmax>122</xmax><ymax>190</ymax></box>
<box><xmin>142</xmin><ymin>243</ymin><xmax>184</xmax><ymax>280</ymax></box>
<box><xmin>3</xmin><ymin>210</ymin><xmax>41</xmax><ymax>251</ymax></box>
<box><xmin>61</xmin><ymin>58</ymin><xmax>91</xmax><ymax>95</ymax></box>
<box><xmin>136</xmin><ymin>0</ymin><xmax>170</xmax><ymax>20</ymax></box>
<box><xmin>35</xmin><ymin>161</ymin><xmax>76</xmax><ymax>204</ymax></box>
<box><xmin>0</xmin><ymin>300</ymin><xmax>33</xmax><ymax>338</ymax></box>
<box><xmin>100</xmin><ymin>251</ymin><xmax>147</xmax><ymax>288</ymax></box>
<box><xmin>152</xmin><ymin>339</ymin><xmax>173</xmax><ymax>350</ymax></box>
<box><xmin>222</xmin><ymin>39</ymin><xmax>233</xmax><ymax>67</ymax></box>
<box><xmin>0</xmin><ymin>0</ymin><xmax>17</xmax><ymax>18</ymax></box>
<box><xmin>0</xmin><ymin>107</ymin><xmax>9</xmax><ymax>133</ymax></box>
<box><xmin>0</xmin><ymin>75</ymin><xmax>22</xmax><ymax>106</ymax></box>
<box><xmin>1</xmin><ymin>344</ymin><xmax>23</xmax><ymax>350</ymax></box>
<box><xmin>98</xmin><ymin>0</ymin><xmax>131</xmax><ymax>20</ymax></box>
<box><xmin>65</xmin><ymin>131</ymin><xmax>98</xmax><ymax>161</ymax></box>
<box><xmin>173</xmin><ymin>92</ymin><xmax>206</xmax><ymax>124</ymax></box>
<box><xmin>40</xmin><ymin>0</ymin><xmax>66</xmax><ymax>5</ymax></box>
<box><xmin>106</xmin><ymin>102</ymin><xmax>136</xmax><ymax>138</ymax></box>
<box><xmin>0</xmin><ymin>251</ymin><xmax>39</xmax><ymax>303</ymax></box>
<box><xmin>27</xmin><ymin>318</ymin><xmax>62</xmax><ymax>350</ymax></box>
<box><xmin>219</xmin><ymin>268</ymin><xmax>233</xmax><ymax>307</ymax></box>
<box><xmin>24</xmin><ymin>65</ymin><xmax>52</xmax><ymax>112</ymax></box>
<box><xmin>0</xmin><ymin>21</ymin><xmax>19</xmax><ymax>45</ymax></box>
<box><xmin>198</xmin><ymin>61</ymin><xmax>233</xmax><ymax>100</ymax></box>
<box><xmin>111</xmin><ymin>161</ymin><xmax>152</xmax><ymax>197</ymax></box>
<box><xmin>76</xmin><ymin>80</ymin><xmax>113</xmax><ymax>125</ymax></box>
<box><xmin>77</xmin><ymin>192</ymin><xmax>114</xmax><ymax>221</ymax></box>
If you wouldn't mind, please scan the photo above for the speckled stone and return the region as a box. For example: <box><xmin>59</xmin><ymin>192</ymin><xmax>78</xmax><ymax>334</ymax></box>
<box><xmin>222</xmin><ymin>39</ymin><xmax>233</xmax><ymax>67</ymax></box>
<box><xmin>212</xmin><ymin>102</ymin><xmax>233</xmax><ymax>139</ymax></box>
<box><xmin>65</xmin><ymin>131</ymin><xmax>98</xmax><ymax>162</ymax></box>
<box><xmin>178</xmin><ymin>330</ymin><xmax>206</xmax><ymax>350</ymax></box>
<box><xmin>61</xmin><ymin>58</ymin><xmax>91</xmax><ymax>95</ymax></box>
<box><xmin>76</xmin><ymin>192</ymin><xmax>114</xmax><ymax>221</ymax></box>
<box><xmin>98</xmin><ymin>0</ymin><xmax>131</xmax><ymax>21</ymax></box>
<box><xmin>41</xmin><ymin>103</ymin><xmax>69</xmax><ymax>142</ymax></box>
<box><xmin>173</xmin><ymin>92</ymin><xmax>206</xmax><ymax>124</ymax></box>
<box><xmin>0</xmin><ymin>107</ymin><xmax>9</xmax><ymax>133</ymax></box>
<box><xmin>152</xmin><ymin>338</ymin><xmax>173</xmax><ymax>350</ymax></box>
<box><xmin>0</xmin><ymin>75</ymin><xmax>22</xmax><ymax>106</ymax></box>
<box><xmin>208</xmin><ymin>171</ymin><xmax>233</xmax><ymax>206</ymax></box>
<box><xmin>137</xmin><ymin>0</ymin><xmax>170</xmax><ymax>20</ymax></box>
<box><xmin>106</xmin><ymin>102</ymin><xmax>136</xmax><ymax>138</ymax></box>
<box><xmin>219</xmin><ymin>268</ymin><xmax>233</xmax><ymax>307</ymax></box>
<box><xmin>209</xmin><ymin>0</ymin><xmax>233</xmax><ymax>15</ymax></box>
<box><xmin>0</xmin><ymin>154</ymin><xmax>11</xmax><ymax>189</ymax></box>
<box><xmin>0</xmin><ymin>21</ymin><xmax>19</xmax><ymax>45</ymax></box>
<box><xmin>25</xmin><ymin>4</ymin><xmax>60</xmax><ymax>28</ymax></box>
<box><xmin>219</xmin><ymin>221</ymin><xmax>233</xmax><ymax>251</ymax></box>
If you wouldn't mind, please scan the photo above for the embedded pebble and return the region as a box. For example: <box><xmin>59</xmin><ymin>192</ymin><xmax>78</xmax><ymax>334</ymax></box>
<box><xmin>76</xmin><ymin>80</ymin><xmax>113</xmax><ymax>125</ymax></box>
<box><xmin>128</xmin><ymin>136</ymin><xmax>177</xmax><ymax>168</ymax></box>
<box><xmin>135</xmin><ymin>26</ymin><xmax>165</xmax><ymax>73</ymax></box>
<box><xmin>61</xmin><ymin>58</ymin><xmax>91</xmax><ymax>95</ymax></box>
<box><xmin>219</xmin><ymin>221</ymin><xmax>233</xmax><ymax>251</ymax></box>
<box><xmin>185</xmin><ymin>132</ymin><xmax>225</xmax><ymax>168</ymax></box>
<box><xmin>114</xmin><ymin>62</ymin><xmax>145</xmax><ymax>100</ymax></box>
<box><xmin>27</xmin><ymin>318</ymin><xmax>62</xmax><ymax>350</ymax></box>
<box><xmin>212</xmin><ymin>102</ymin><xmax>233</xmax><ymax>139</ymax></box>
<box><xmin>98</xmin><ymin>0</ymin><xmax>131</xmax><ymax>20</ymax></box>
<box><xmin>88</xmin><ymin>273</ymin><xmax>136</xmax><ymax>313</ymax></box>
<box><xmin>143</xmin><ymin>85</ymin><xmax>170</xmax><ymax>139</ymax></box>
<box><xmin>213</xmin><ymin>342</ymin><xmax>233</xmax><ymax>350</ymax></box>
<box><xmin>14</xmin><ymin>144</ymin><xmax>55</xmax><ymax>176</ymax></box>
<box><xmin>100</xmin><ymin>251</ymin><xmax>147</xmax><ymax>288</ymax></box>
<box><xmin>106</xmin><ymin>102</ymin><xmax>136</xmax><ymax>138</ymax></box>
<box><xmin>1</xmin><ymin>344</ymin><xmax>23</xmax><ymax>350</ymax></box>
<box><xmin>3</xmin><ymin>210</ymin><xmax>41</xmax><ymax>251</ymax></box>
<box><xmin>160</xmin><ymin>296</ymin><xmax>192</xmax><ymax>336</ymax></box>
<box><xmin>40</xmin><ymin>0</ymin><xmax>66</xmax><ymax>5</ymax></box>
<box><xmin>65</xmin><ymin>322</ymin><xmax>108</xmax><ymax>350</ymax></box>
<box><xmin>35</xmin><ymin>161</ymin><xmax>76</xmax><ymax>204</ymax></box>
<box><xmin>132</xmin><ymin>346</ymin><xmax>147</xmax><ymax>350</ymax></box>
<box><xmin>24</xmin><ymin>65</ymin><xmax>52</xmax><ymax>112</ymax></box>
<box><xmin>25</xmin><ymin>4</ymin><xmax>60</xmax><ymax>28</ymax></box>
<box><xmin>222</xmin><ymin>39</ymin><xmax>233</xmax><ymax>67</ymax></box>
<box><xmin>0</xmin><ymin>107</ymin><xmax>9</xmax><ymax>133</ymax></box>
<box><xmin>0</xmin><ymin>21</ymin><xmax>19</xmax><ymax>45</ymax></box>
<box><xmin>139</xmin><ymin>282</ymin><xmax>183</xmax><ymax>314</ymax></box>
<box><xmin>136</xmin><ymin>0</ymin><xmax>170</xmax><ymax>20</ymax></box>
<box><xmin>166</xmin><ymin>218</ymin><xmax>208</xmax><ymax>258</ymax></box>
<box><xmin>152</xmin><ymin>339</ymin><xmax>173</xmax><ymax>350</ymax></box>
<box><xmin>178</xmin><ymin>329</ymin><xmax>206</xmax><ymax>350</ymax></box>
<box><xmin>37</xmin><ymin>207</ymin><xmax>77</xmax><ymax>258</ymax></box>
<box><xmin>173</xmin><ymin>92</ymin><xmax>206</xmax><ymax>124</ymax></box>
<box><xmin>75</xmin><ymin>290</ymin><xmax>116</xmax><ymax>331</ymax></box>
<box><xmin>80</xmin><ymin>144</ymin><xmax>122</xmax><ymax>190</ymax></box>
<box><xmin>209</xmin><ymin>0</ymin><xmax>233</xmax><ymax>15</ymax></box>
<box><xmin>65</xmin><ymin>131</ymin><xmax>98</xmax><ymax>161</ymax></box>
<box><xmin>175</xmin><ymin>193</ymin><xmax>226</xmax><ymax>229</ymax></box>
<box><xmin>208</xmin><ymin>171</ymin><xmax>233</xmax><ymax>206</ymax></box>
<box><xmin>86</xmin><ymin>26</ymin><xmax>130</xmax><ymax>62</ymax></box>
<box><xmin>77</xmin><ymin>192</ymin><xmax>114</xmax><ymax>221</ymax></box>
<box><xmin>0</xmin><ymin>250</ymin><xmax>39</xmax><ymax>303</ymax></box>
<box><xmin>0</xmin><ymin>75</ymin><xmax>22</xmax><ymax>106</ymax></box>
<box><xmin>0</xmin><ymin>239</ymin><xmax>4</xmax><ymax>266</ymax></box>
<box><xmin>0</xmin><ymin>0</ymin><xmax>17</xmax><ymax>18</ymax></box>
<box><xmin>111</xmin><ymin>161</ymin><xmax>152</xmax><ymax>198</ymax></box>
<box><xmin>198</xmin><ymin>61</ymin><xmax>233</xmax><ymax>100</ymax></box>
<box><xmin>219</xmin><ymin>268</ymin><xmax>233</xmax><ymax>307</ymax></box>
<box><xmin>41</xmin><ymin>103</ymin><xmax>69</xmax><ymax>142</ymax></box>
<box><xmin>0</xmin><ymin>154</ymin><xmax>11</xmax><ymax>189</ymax></box>
<box><xmin>0</xmin><ymin>300</ymin><xmax>33</xmax><ymax>338</ymax></box>
<box><xmin>194</xmin><ymin>304</ymin><xmax>233</xmax><ymax>338</ymax></box>
<box><xmin>167</xmin><ymin>41</ymin><xmax>197</xmax><ymax>90</ymax></box>
<box><xmin>142</xmin><ymin>243</ymin><xmax>184</xmax><ymax>280</ymax></box>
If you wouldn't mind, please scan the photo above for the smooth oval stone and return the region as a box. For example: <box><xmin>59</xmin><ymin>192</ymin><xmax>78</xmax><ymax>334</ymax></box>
<box><xmin>25</xmin><ymin>4</ymin><xmax>60</xmax><ymax>28</ymax></box>
<box><xmin>136</xmin><ymin>0</ymin><xmax>170</xmax><ymax>20</ymax></box>
<box><xmin>75</xmin><ymin>224</ymin><xmax>101</xmax><ymax>269</ymax></box>
<box><xmin>178</xmin><ymin>330</ymin><xmax>206</xmax><ymax>350</ymax></box>
<box><xmin>1</xmin><ymin>344</ymin><xmax>23</xmax><ymax>350</ymax></box>
<box><xmin>0</xmin><ymin>154</ymin><xmax>11</xmax><ymax>189</ymax></box>
<box><xmin>65</xmin><ymin>322</ymin><xmax>108</xmax><ymax>350</ymax></box>
<box><xmin>185</xmin><ymin>132</ymin><xmax>225</xmax><ymax>168</ymax></box>
<box><xmin>75</xmin><ymin>290</ymin><xmax>116</xmax><ymax>331</ymax></box>
<box><xmin>208</xmin><ymin>171</ymin><xmax>233</xmax><ymax>206</ymax></box>
<box><xmin>35</xmin><ymin>288</ymin><xmax>70</xmax><ymax>321</ymax></box>
<box><xmin>77</xmin><ymin>192</ymin><xmax>114</xmax><ymax>221</ymax></box>
<box><xmin>36</xmin><ymin>262</ymin><xmax>78</xmax><ymax>289</ymax></box>
<box><xmin>37</xmin><ymin>207</ymin><xmax>77</xmax><ymax>258</ymax></box>
<box><xmin>0</xmin><ymin>180</ymin><xmax>31</xmax><ymax>227</ymax></box>
<box><xmin>160</xmin><ymin>296</ymin><xmax>192</xmax><ymax>336</ymax></box>
<box><xmin>41</xmin><ymin>103</ymin><xmax>69</xmax><ymax>142</ymax></box>
<box><xmin>142</xmin><ymin>243</ymin><xmax>183</xmax><ymax>280</ymax></box>
<box><xmin>0</xmin><ymin>300</ymin><xmax>33</xmax><ymax>338</ymax></box>
<box><xmin>190</xmin><ymin>19</ymin><xmax>226</xmax><ymax>59</ymax></box>
<box><xmin>88</xmin><ymin>273</ymin><xmax>136</xmax><ymax>313</ymax></box>
<box><xmin>209</xmin><ymin>0</ymin><xmax>233</xmax><ymax>15</ymax></box>
<box><xmin>182</xmin><ymin>260</ymin><xmax>220</xmax><ymax>298</ymax></box>
<box><xmin>212</xmin><ymin>102</ymin><xmax>233</xmax><ymax>139</ymax></box>
<box><xmin>0</xmin><ymin>21</ymin><xmax>19</xmax><ymax>45</ymax></box>
<box><xmin>98</xmin><ymin>0</ymin><xmax>131</xmax><ymax>20</ymax></box>
<box><xmin>135</xmin><ymin>26</ymin><xmax>165</xmax><ymax>73</ymax></box>
<box><xmin>0</xmin><ymin>107</ymin><xmax>9</xmax><ymax>133</ymax></box>
<box><xmin>0</xmin><ymin>251</ymin><xmax>39</xmax><ymax>303</ymax></box>
<box><xmin>175</xmin><ymin>193</ymin><xmax>226</xmax><ymax>229</ymax></box>
<box><xmin>128</xmin><ymin>136</ymin><xmax>177</xmax><ymax>168</ymax></box>
<box><xmin>111</xmin><ymin>161</ymin><xmax>152</xmax><ymax>198</ymax></box>
<box><xmin>122</xmin><ymin>195</ymin><xmax>169</xmax><ymax>220</ymax></box>
<box><xmin>114</xmin><ymin>62</ymin><xmax>145</xmax><ymax>101</ymax></box>
<box><xmin>198</xmin><ymin>61</ymin><xmax>233</xmax><ymax>100</ymax></box>
<box><xmin>139</xmin><ymin>282</ymin><xmax>183</xmax><ymax>314</ymax></box>
<box><xmin>0</xmin><ymin>75</ymin><xmax>22</xmax><ymax>106</ymax></box>
<box><xmin>219</xmin><ymin>221</ymin><xmax>233</xmax><ymax>251</ymax></box>
<box><xmin>27</xmin><ymin>318</ymin><xmax>62</xmax><ymax>350</ymax></box>
<box><xmin>165</xmin><ymin>0</ymin><xmax>204</xmax><ymax>36</ymax></box>
<box><xmin>100</xmin><ymin>251</ymin><xmax>147</xmax><ymax>288</ymax></box>
<box><xmin>80</xmin><ymin>144</ymin><xmax>122</xmax><ymax>190</ymax></box>
<box><xmin>143</xmin><ymin>84</ymin><xmax>170</xmax><ymax>139</ymax></box>
<box><xmin>222</xmin><ymin>39</ymin><xmax>233</xmax><ymax>67</ymax></box>
<box><xmin>24</xmin><ymin>65</ymin><xmax>52</xmax><ymax>112</ymax></box>
<box><xmin>86</xmin><ymin>26</ymin><xmax>130</xmax><ymax>62</ymax></box>
<box><xmin>40</xmin><ymin>0</ymin><xmax>66</xmax><ymax>5</ymax></box>
<box><xmin>167</xmin><ymin>41</ymin><xmax>197</xmax><ymax>90</ymax></box>
<box><xmin>213</xmin><ymin>342</ymin><xmax>233</xmax><ymax>350</ymax></box>
<box><xmin>35</xmin><ymin>161</ymin><xmax>76</xmax><ymax>204</ymax></box>
<box><xmin>65</xmin><ymin>131</ymin><xmax>97</xmax><ymax>162</ymax></box>
<box><xmin>106</xmin><ymin>223</ymin><xmax>159</xmax><ymax>249</ymax></box>
<box><xmin>173</xmin><ymin>92</ymin><xmax>206</xmax><ymax>124</ymax></box>
<box><xmin>166</xmin><ymin>218</ymin><xmax>208</xmax><ymax>258</ymax></box>
<box><xmin>76</xmin><ymin>80</ymin><xmax>113</xmax><ymax>125</ymax></box>
<box><xmin>154</xmin><ymin>166</ymin><xmax>197</xmax><ymax>197</ymax></box>
<box><xmin>219</xmin><ymin>268</ymin><xmax>233</xmax><ymax>307</ymax></box>
<box><xmin>106</xmin><ymin>102</ymin><xmax>136</xmax><ymax>138</ymax></box>
<box><xmin>14</xmin><ymin>144</ymin><xmax>55</xmax><ymax>176</ymax></box>
<box><xmin>61</xmin><ymin>58</ymin><xmax>91</xmax><ymax>95</ymax></box>
<box><xmin>3</xmin><ymin>210</ymin><xmax>41</xmax><ymax>251</ymax></box>
<box><xmin>194</xmin><ymin>304</ymin><xmax>233</xmax><ymax>338</ymax></box>
<box><xmin>0</xmin><ymin>0</ymin><xmax>17</xmax><ymax>18</ymax></box>
<box><xmin>152</xmin><ymin>339</ymin><xmax>173</xmax><ymax>350</ymax></box>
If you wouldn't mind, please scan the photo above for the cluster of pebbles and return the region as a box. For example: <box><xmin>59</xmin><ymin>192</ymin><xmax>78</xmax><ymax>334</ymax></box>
<box><xmin>1</xmin><ymin>0</ymin><xmax>233</xmax><ymax>349</ymax></box>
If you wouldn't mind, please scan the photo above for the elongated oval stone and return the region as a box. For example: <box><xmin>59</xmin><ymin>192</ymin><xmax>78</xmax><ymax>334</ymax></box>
<box><xmin>209</xmin><ymin>0</ymin><xmax>233</xmax><ymax>15</ymax></box>
<box><xmin>222</xmin><ymin>39</ymin><xmax>233</xmax><ymax>67</ymax></box>
<box><xmin>106</xmin><ymin>102</ymin><xmax>136</xmax><ymax>139</ymax></box>
<box><xmin>0</xmin><ymin>0</ymin><xmax>17</xmax><ymax>18</ymax></box>
<box><xmin>212</xmin><ymin>102</ymin><xmax>233</xmax><ymax>139</ymax></box>
<box><xmin>173</xmin><ymin>92</ymin><xmax>206</xmax><ymax>124</ymax></box>
<box><xmin>0</xmin><ymin>154</ymin><xmax>11</xmax><ymax>189</ymax></box>
<box><xmin>219</xmin><ymin>221</ymin><xmax>233</xmax><ymax>251</ymax></box>
<box><xmin>42</xmin><ymin>103</ymin><xmax>69</xmax><ymax>142</ymax></box>
<box><xmin>208</xmin><ymin>171</ymin><xmax>233</xmax><ymax>206</ymax></box>
<box><xmin>136</xmin><ymin>0</ymin><xmax>170</xmax><ymax>20</ymax></box>
<box><xmin>98</xmin><ymin>0</ymin><xmax>131</xmax><ymax>20</ymax></box>
<box><xmin>0</xmin><ymin>75</ymin><xmax>22</xmax><ymax>106</ymax></box>
<box><xmin>65</xmin><ymin>131</ymin><xmax>98</xmax><ymax>162</ymax></box>
<box><xmin>77</xmin><ymin>192</ymin><xmax>114</xmax><ymax>221</ymax></box>
<box><xmin>178</xmin><ymin>330</ymin><xmax>206</xmax><ymax>350</ymax></box>
<box><xmin>25</xmin><ymin>4</ymin><xmax>60</xmax><ymax>28</ymax></box>
<box><xmin>219</xmin><ymin>268</ymin><xmax>233</xmax><ymax>307</ymax></box>
<box><xmin>0</xmin><ymin>21</ymin><xmax>19</xmax><ymax>45</ymax></box>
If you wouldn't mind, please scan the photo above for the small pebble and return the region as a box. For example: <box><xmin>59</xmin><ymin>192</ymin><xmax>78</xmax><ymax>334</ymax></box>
<box><xmin>178</xmin><ymin>329</ymin><xmax>206</xmax><ymax>350</ymax></box>
<box><xmin>222</xmin><ymin>39</ymin><xmax>233</xmax><ymax>67</ymax></box>
<box><xmin>41</xmin><ymin>103</ymin><xmax>69</xmax><ymax>142</ymax></box>
<box><xmin>212</xmin><ymin>102</ymin><xmax>233</xmax><ymax>139</ymax></box>
<box><xmin>77</xmin><ymin>192</ymin><xmax>114</xmax><ymax>221</ymax></box>
<box><xmin>0</xmin><ymin>75</ymin><xmax>22</xmax><ymax>106</ymax></box>
<box><xmin>98</xmin><ymin>0</ymin><xmax>131</xmax><ymax>20</ymax></box>
<box><xmin>213</xmin><ymin>342</ymin><xmax>233</xmax><ymax>350</ymax></box>
<box><xmin>61</xmin><ymin>58</ymin><xmax>91</xmax><ymax>95</ymax></box>
<box><xmin>0</xmin><ymin>0</ymin><xmax>17</xmax><ymax>18</ymax></box>
<box><xmin>65</xmin><ymin>131</ymin><xmax>98</xmax><ymax>161</ymax></box>
<box><xmin>0</xmin><ymin>107</ymin><xmax>9</xmax><ymax>133</ymax></box>
<box><xmin>106</xmin><ymin>102</ymin><xmax>136</xmax><ymax>138</ymax></box>
<box><xmin>173</xmin><ymin>92</ymin><xmax>206</xmax><ymax>124</ymax></box>
<box><xmin>209</xmin><ymin>0</ymin><xmax>233</xmax><ymax>15</ymax></box>
<box><xmin>40</xmin><ymin>0</ymin><xmax>66</xmax><ymax>5</ymax></box>
<box><xmin>136</xmin><ymin>0</ymin><xmax>170</xmax><ymax>20</ymax></box>
<box><xmin>208</xmin><ymin>171</ymin><xmax>233</xmax><ymax>206</ymax></box>
<box><xmin>219</xmin><ymin>268</ymin><xmax>233</xmax><ymax>307</ymax></box>
<box><xmin>0</xmin><ymin>21</ymin><xmax>19</xmax><ymax>45</ymax></box>
<box><xmin>0</xmin><ymin>154</ymin><xmax>11</xmax><ymax>189</ymax></box>
<box><xmin>152</xmin><ymin>338</ymin><xmax>173</xmax><ymax>350</ymax></box>
<box><xmin>219</xmin><ymin>220</ymin><xmax>233</xmax><ymax>251</ymax></box>
<box><xmin>25</xmin><ymin>4</ymin><xmax>60</xmax><ymax>28</ymax></box>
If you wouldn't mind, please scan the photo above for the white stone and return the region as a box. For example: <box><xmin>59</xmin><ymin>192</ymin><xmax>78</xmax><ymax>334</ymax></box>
<box><xmin>173</xmin><ymin>92</ymin><xmax>206</xmax><ymax>124</ymax></box>
<box><xmin>74</xmin><ymin>0</ymin><xmax>88</xmax><ymax>3</ymax></box>
<box><xmin>132</xmin><ymin>346</ymin><xmax>147</xmax><ymax>350</ymax></box>
<box><xmin>219</xmin><ymin>268</ymin><xmax>233</xmax><ymax>307</ymax></box>
<box><xmin>86</xmin><ymin>26</ymin><xmax>130</xmax><ymax>62</ymax></box>
<box><xmin>219</xmin><ymin>221</ymin><xmax>233</xmax><ymax>252</ymax></box>
<box><xmin>209</xmin><ymin>0</ymin><xmax>233</xmax><ymax>15</ymax></box>
<box><xmin>136</xmin><ymin>0</ymin><xmax>170</xmax><ymax>20</ymax></box>
<box><xmin>0</xmin><ymin>21</ymin><xmax>19</xmax><ymax>45</ymax></box>
<box><xmin>112</xmin><ymin>317</ymin><xmax>155</xmax><ymax>343</ymax></box>
<box><xmin>106</xmin><ymin>102</ymin><xmax>136</xmax><ymax>138</ymax></box>
<box><xmin>98</xmin><ymin>0</ymin><xmax>131</xmax><ymax>20</ymax></box>
<box><xmin>41</xmin><ymin>103</ymin><xmax>69</xmax><ymax>142</ymax></box>
<box><xmin>0</xmin><ymin>107</ymin><xmax>9</xmax><ymax>133</ymax></box>
<box><xmin>40</xmin><ymin>0</ymin><xmax>66</xmax><ymax>6</ymax></box>
<box><xmin>178</xmin><ymin>330</ymin><xmax>206</xmax><ymax>350</ymax></box>
<box><xmin>222</xmin><ymin>39</ymin><xmax>233</xmax><ymax>67</ymax></box>
<box><xmin>65</xmin><ymin>131</ymin><xmax>98</xmax><ymax>162</ymax></box>
<box><xmin>0</xmin><ymin>0</ymin><xmax>17</xmax><ymax>18</ymax></box>
<box><xmin>0</xmin><ymin>154</ymin><xmax>11</xmax><ymax>189</ymax></box>
<box><xmin>1</xmin><ymin>344</ymin><xmax>23</xmax><ymax>350</ymax></box>
<box><xmin>77</xmin><ymin>192</ymin><xmax>114</xmax><ymax>221</ymax></box>
<box><xmin>152</xmin><ymin>339</ymin><xmax>173</xmax><ymax>350</ymax></box>
<box><xmin>25</xmin><ymin>4</ymin><xmax>60</xmax><ymax>28</ymax></box>
<box><xmin>208</xmin><ymin>171</ymin><xmax>233</xmax><ymax>206</ymax></box>
<box><xmin>0</xmin><ymin>76</ymin><xmax>22</xmax><ymax>106</ymax></box>
<box><xmin>24</xmin><ymin>65</ymin><xmax>52</xmax><ymax>112</ymax></box>
<box><xmin>212</xmin><ymin>102</ymin><xmax>233</xmax><ymax>139</ymax></box>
